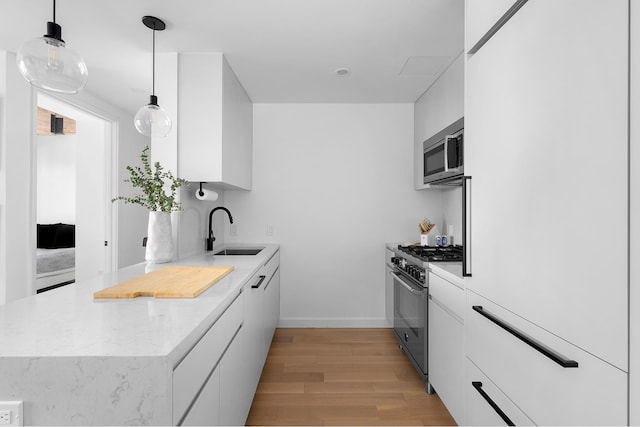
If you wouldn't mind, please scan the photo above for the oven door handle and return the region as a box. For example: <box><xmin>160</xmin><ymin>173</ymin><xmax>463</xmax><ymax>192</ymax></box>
<box><xmin>391</xmin><ymin>272</ymin><xmax>425</xmax><ymax>296</ymax></box>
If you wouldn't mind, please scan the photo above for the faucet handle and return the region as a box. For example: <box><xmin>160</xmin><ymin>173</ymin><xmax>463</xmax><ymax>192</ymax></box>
<box><xmin>206</xmin><ymin>237</ymin><xmax>215</xmax><ymax>251</ymax></box>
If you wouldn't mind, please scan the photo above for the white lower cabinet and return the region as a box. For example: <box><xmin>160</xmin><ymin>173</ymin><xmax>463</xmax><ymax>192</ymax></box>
<box><xmin>173</xmin><ymin>293</ymin><xmax>243</xmax><ymax>425</ymax></box>
<box><xmin>245</xmin><ymin>275</ymin><xmax>265</xmax><ymax>391</ymax></box>
<box><xmin>220</xmin><ymin>325</ymin><xmax>254</xmax><ymax>426</ymax></box>
<box><xmin>466</xmin><ymin>290</ymin><xmax>628</xmax><ymax>425</ymax></box>
<box><xmin>263</xmin><ymin>267</ymin><xmax>280</xmax><ymax>355</ymax></box>
<box><xmin>181</xmin><ymin>367</ymin><xmax>221</xmax><ymax>426</ymax></box>
<box><xmin>428</xmin><ymin>269</ymin><xmax>465</xmax><ymax>425</ymax></box>
<box><xmin>466</xmin><ymin>359</ymin><xmax>534</xmax><ymax>426</ymax></box>
<box><xmin>173</xmin><ymin>249</ymin><xmax>281</xmax><ymax>426</ymax></box>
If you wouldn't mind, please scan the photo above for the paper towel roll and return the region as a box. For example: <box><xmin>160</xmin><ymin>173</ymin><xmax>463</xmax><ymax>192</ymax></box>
<box><xmin>195</xmin><ymin>188</ymin><xmax>219</xmax><ymax>201</ymax></box>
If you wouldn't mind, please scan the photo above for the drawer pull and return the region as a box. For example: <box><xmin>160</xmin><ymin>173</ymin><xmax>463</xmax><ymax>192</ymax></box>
<box><xmin>472</xmin><ymin>381</ymin><xmax>515</xmax><ymax>426</ymax></box>
<box><xmin>472</xmin><ymin>305</ymin><xmax>578</xmax><ymax>368</ymax></box>
<box><xmin>252</xmin><ymin>275</ymin><xmax>266</xmax><ymax>289</ymax></box>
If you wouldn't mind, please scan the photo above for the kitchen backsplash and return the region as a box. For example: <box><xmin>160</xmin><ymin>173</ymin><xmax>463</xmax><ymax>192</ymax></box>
<box><xmin>441</xmin><ymin>187</ymin><xmax>462</xmax><ymax>246</ymax></box>
<box><xmin>176</xmin><ymin>184</ymin><xmax>226</xmax><ymax>259</ymax></box>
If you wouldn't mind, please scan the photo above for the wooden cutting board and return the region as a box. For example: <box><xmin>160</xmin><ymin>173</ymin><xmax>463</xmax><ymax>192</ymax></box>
<box><xmin>93</xmin><ymin>265</ymin><xmax>234</xmax><ymax>299</ymax></box>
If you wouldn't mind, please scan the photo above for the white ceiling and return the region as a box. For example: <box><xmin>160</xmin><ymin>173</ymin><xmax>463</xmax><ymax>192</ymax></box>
<box><xmin>0</xmin><ymin>0</ymin><xmax>464</xmax><ymax>115</ymax></box>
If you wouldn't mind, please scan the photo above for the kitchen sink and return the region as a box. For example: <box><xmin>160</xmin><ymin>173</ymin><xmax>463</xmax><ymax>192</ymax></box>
<box><xmin>214</xmin><ymin>248</ymin><xmax>263</xmax><ymax>256</ymax></box>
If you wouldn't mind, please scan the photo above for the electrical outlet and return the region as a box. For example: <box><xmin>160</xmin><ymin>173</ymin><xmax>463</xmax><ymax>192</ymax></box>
<box><xmin>230</xmin><ymin>224</ymin><xmax>238</xmax><ymax>237</ymax></box>
<box><xmin>0</xmin><ymin>402</ymin><xmax>22</xmax><ymax>426</ymax></box>
<box><xmin>266</xmin><ymin>224</ymin><xmax>274</xmax><ymax>236</ymax></box>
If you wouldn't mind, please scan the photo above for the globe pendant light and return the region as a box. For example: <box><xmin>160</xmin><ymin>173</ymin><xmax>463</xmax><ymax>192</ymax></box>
<box><xmin>134</xmin><ymin>16</ymin><xmax>171</xmax><ymax>138</ymax></box>
<box><xmin>16</xmin><ymin>0</ymin><xmax>88</xmax><ymax>94</ymax></box>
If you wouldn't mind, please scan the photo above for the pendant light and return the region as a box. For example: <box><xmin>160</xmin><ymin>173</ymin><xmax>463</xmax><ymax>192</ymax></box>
<box><xmin>134</xmin><ymin>16</ymin><xmax>172</xmax><ymax>138</ymax></box>
<box><xmin>16</xmin><ymin>0</ymin><xmax>88</xmax><ymax>94</ymax></box>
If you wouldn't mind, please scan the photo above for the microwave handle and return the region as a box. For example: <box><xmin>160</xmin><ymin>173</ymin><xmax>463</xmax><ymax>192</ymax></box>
<box><xmin>462</xmin><ymin>176</ymin><xmax>472</xmax><ymax>277</ymax></box>
<box><xmin>443</xmin><ymin>135</ymin><xmax>451</xmax><ymax>172</ymax></box>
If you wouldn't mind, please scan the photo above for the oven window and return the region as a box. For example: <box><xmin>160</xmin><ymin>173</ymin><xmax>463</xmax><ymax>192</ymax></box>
<box><xmin>424</xmin><ymin>143</ymin><xmax>445</xmax><ymax>177</ymax></box>
<box><xmin>393</xmin><ymin>276</ymin><xmax>425</xmax><ymax>339</ymax></box>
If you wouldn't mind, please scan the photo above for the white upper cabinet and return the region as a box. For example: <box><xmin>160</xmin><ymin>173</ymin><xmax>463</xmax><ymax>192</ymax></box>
<box><xmin>414</xmin><ymin>54</ymin><xmax>464</xmax><ymax>189</ymax></box>
<box><xmin>178</xmin><ymin>53</ymin><xmax>252</xmax><ymax>190</ymax></box>
<box><xmin>465</xmin><ymin>0</ymin><xmax>628</xmax><ymax>371</ymax></box>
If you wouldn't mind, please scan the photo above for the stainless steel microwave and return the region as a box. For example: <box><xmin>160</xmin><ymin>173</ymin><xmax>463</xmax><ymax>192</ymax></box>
<box><xmin>423</xmin><ymin>127</ymin><xmax>463</xmax><ymax>185</ymax></box>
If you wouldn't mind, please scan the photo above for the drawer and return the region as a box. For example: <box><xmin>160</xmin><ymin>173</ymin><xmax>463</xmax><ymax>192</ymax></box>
<box><xmin>466</xmin><ymin>358</ymin><xmax>535</xmax><ymax>426</ymax></box>
<box><xmin>428</xmin><ymin>271</ymin><xmax>464</xmax><ymax>321</ymax></box>
<box><xmin>466</xmin><ymin>291</ymin><xmax>627</xmax><ymax>425</ymax></box>
<box><xmin>173</xmin><ymin>293</ymin><xmax>243</xmax><ymax>425</ymax></box>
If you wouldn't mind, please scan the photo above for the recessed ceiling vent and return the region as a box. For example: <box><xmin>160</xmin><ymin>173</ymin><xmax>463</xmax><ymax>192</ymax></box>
<box><xmin>399</xmin><ymin>56</ymin><xmax>450</xmax><ymax>76</ymax></box>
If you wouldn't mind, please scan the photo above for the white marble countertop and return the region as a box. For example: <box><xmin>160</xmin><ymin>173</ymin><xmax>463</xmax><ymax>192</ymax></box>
<box><xmin>0</xmin><ymin>243</ymin><xmax>279</xmax><ymax>364</ymax></box>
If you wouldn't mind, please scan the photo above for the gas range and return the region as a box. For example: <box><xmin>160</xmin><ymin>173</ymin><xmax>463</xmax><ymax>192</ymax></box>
<box><xmin>397</xmin><ymin>244</ymin><xmax>464</xmax><ymax>264</ymax></box>
<box><xmin>390</xmin><ymin>244</ymin><xmax>463</xmax><ymax>288</ymax></box>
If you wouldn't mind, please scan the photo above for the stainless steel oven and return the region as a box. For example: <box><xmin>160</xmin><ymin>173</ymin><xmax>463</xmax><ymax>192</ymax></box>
<box><xmin>390</xmin><ymin>253</ymin><xmax>432</xmax><ymax>393</ymax></box>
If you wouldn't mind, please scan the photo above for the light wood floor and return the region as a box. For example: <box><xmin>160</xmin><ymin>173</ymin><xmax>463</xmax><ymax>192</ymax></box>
<box><xmin>246</xmin><ymin>328</ymin><xmax>456</xmax><ymax>426</ymax></box>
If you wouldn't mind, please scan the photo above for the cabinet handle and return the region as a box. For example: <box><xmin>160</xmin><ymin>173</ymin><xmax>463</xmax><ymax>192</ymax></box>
<box><xmin>471</xmin><ymin>381</ymin><xmax>515</xmax><ymax>426</ymax></box>
<box><xmin>472</xmin><ymin>306</ymin><xmax>578</xmax><ymax>368</ymax></box>
<box><xmin>462</xmin><ymin>176</ymin><xmax>472</xmax><ymax>277</ymax></box>
<box><xmin>252</xmin><ymin>275</ymin><xmax>266</xmax><ymax>289</ymax></box>
<box><xmin>391</xmin><ymin>272</ymin><xmax>425</xmax><ymax>296</ymax></box>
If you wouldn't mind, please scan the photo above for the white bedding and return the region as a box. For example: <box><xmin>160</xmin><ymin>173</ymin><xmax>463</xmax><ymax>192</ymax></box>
<box><xmin>36</xmin><ymin>247</ymin><xmax>75</xmax><ymax>275</ymax></box>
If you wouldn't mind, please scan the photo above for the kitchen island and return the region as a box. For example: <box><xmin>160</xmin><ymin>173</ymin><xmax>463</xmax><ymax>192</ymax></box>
<box><xmin>0</xmin><ymin>244</ymin><xmax>280</xmax><ymax>426</ymax></box>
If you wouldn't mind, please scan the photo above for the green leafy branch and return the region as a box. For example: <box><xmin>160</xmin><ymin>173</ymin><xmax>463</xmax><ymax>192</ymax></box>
<box><xmin>112</xmin><ymin>146</ymin><xmax>188</xmax><ymax>212</ymax></box>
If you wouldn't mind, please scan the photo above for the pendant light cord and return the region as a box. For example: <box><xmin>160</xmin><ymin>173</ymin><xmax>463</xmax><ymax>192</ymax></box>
<box><xmin>52</xmin><ymin>0</ymin><xmax>56</xmax><ymax>23</ymax></box>
<box><xmin>152</xmin><ymin>27</ymin><xmax>156</xmax><ymax>97</ymax></box>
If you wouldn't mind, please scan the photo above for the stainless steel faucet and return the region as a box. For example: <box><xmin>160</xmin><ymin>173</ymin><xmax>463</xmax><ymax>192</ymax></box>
<box><xmin>207</xmin><ymin>207</ymin><xmax>234</xmax><ymax>251</ymax></box>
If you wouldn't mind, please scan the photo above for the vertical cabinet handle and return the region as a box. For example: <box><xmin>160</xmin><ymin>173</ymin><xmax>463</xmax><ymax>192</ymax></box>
<box><xmin>471</xmin><ymin>381</ymin><xmax>515</xmax><ymax>426</ymax></box>
<box><xmin>472</xmin><ymin>306</ymin><xmax>578</xmax><ymax>368</ymax></box>
<box><xmin>462</xmin><ymin>176</ymin><xmax>472</xmax><ymax>277</ymax></box>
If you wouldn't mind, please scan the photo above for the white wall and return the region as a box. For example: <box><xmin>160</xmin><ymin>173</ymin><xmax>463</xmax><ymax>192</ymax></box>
<box><xmin>224</xmin><ymin>103</ymin><xmax>443</xmax><ymax>327</ymax></box>
<box><xmin>0</xmin><ymin>51</ymin><xmax>32</xmax><ymax>304</ymax></box>
<box><xmin>36</xmin><ymin>134</ymin><xmax>76</xmax><ymax>224</ymax></box>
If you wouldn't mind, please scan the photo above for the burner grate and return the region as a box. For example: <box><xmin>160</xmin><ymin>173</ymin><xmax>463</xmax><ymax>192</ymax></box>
<box><xmin>397</xmin><ymin>244</ymin><xmax>463</xmax><ymax>262</ymax></box>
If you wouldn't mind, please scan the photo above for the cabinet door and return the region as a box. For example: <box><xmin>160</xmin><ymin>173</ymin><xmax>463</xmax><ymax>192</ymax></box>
<box><xmin>246</xmin><ymin>280</ymin><xmax>264</xmax><ymax>390</ymax></box>
<box><xmin>181</xmin><ymin>368</ymin><xmax>220</xmax><ymax>426</ymax></box>
<box><xmin>263</xmin><ymin>267</ymin><xmax>280</xmax><ymax>355</ymax></box>
<box><xmin>466</xmin><ymin>290</ymin><xmax>627</xmax><ymax>425</ymax></box>
<box><xmin>465</xmin><ymin>0</ymin><xmax>520</xmax><ymax>51</ymax></box>
<box><xmin>465</xmin><ymin>0</ymin><xmax>628</xmax><ymax>370</ymax></box>
<box><xmin>428</xmin><ymin>296</ymin><xmax>464</xmax><ymax>425</ymax></box>
<box><xmin>219</xmin><ymin>326</ymin><xmax>253</xmax><ymax>426</ymax></box>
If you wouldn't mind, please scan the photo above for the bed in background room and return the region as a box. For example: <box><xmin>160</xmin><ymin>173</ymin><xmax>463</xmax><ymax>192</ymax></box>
<box><xmin>36</xmin><ymin>223</ymin><xmax>75</xmax><ymax>293</ymax></box>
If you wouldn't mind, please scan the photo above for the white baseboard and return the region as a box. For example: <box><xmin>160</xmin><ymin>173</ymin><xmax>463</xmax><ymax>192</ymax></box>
<box><xmin>277</xmin><ymin>318</ymin><xmax>392</xmax><ymax>328</ymax></box>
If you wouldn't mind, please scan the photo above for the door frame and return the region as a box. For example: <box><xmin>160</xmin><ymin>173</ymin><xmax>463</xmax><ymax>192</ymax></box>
<box><xmin>29</xmin><ymin>90</ymin><xmax>119</xmax><ymax>294</ymax></box>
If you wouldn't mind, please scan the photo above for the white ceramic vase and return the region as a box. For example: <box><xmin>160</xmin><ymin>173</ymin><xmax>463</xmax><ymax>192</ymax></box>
<box><xmin>146</xmin><ymin>211</ymin><xmax>174</xmax><ymax>263</ymax></box>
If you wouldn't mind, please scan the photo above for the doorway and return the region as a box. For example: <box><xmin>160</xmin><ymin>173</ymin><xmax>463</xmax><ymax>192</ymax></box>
<box><xmin>34</xmin><ymin>93</ymin><xmax>113</xmax><ymax>292</ymax></box>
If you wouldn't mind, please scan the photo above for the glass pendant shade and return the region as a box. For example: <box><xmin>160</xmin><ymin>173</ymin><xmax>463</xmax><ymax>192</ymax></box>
<box><xmin>16</xmin><ymin>35</ymin><xmax>88</xmax><ymax>94</ymax></box>
<box><xmin>134</xmin><ymin>99</ymin><xmax>172</xmax><ymax>137</ymax></box>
